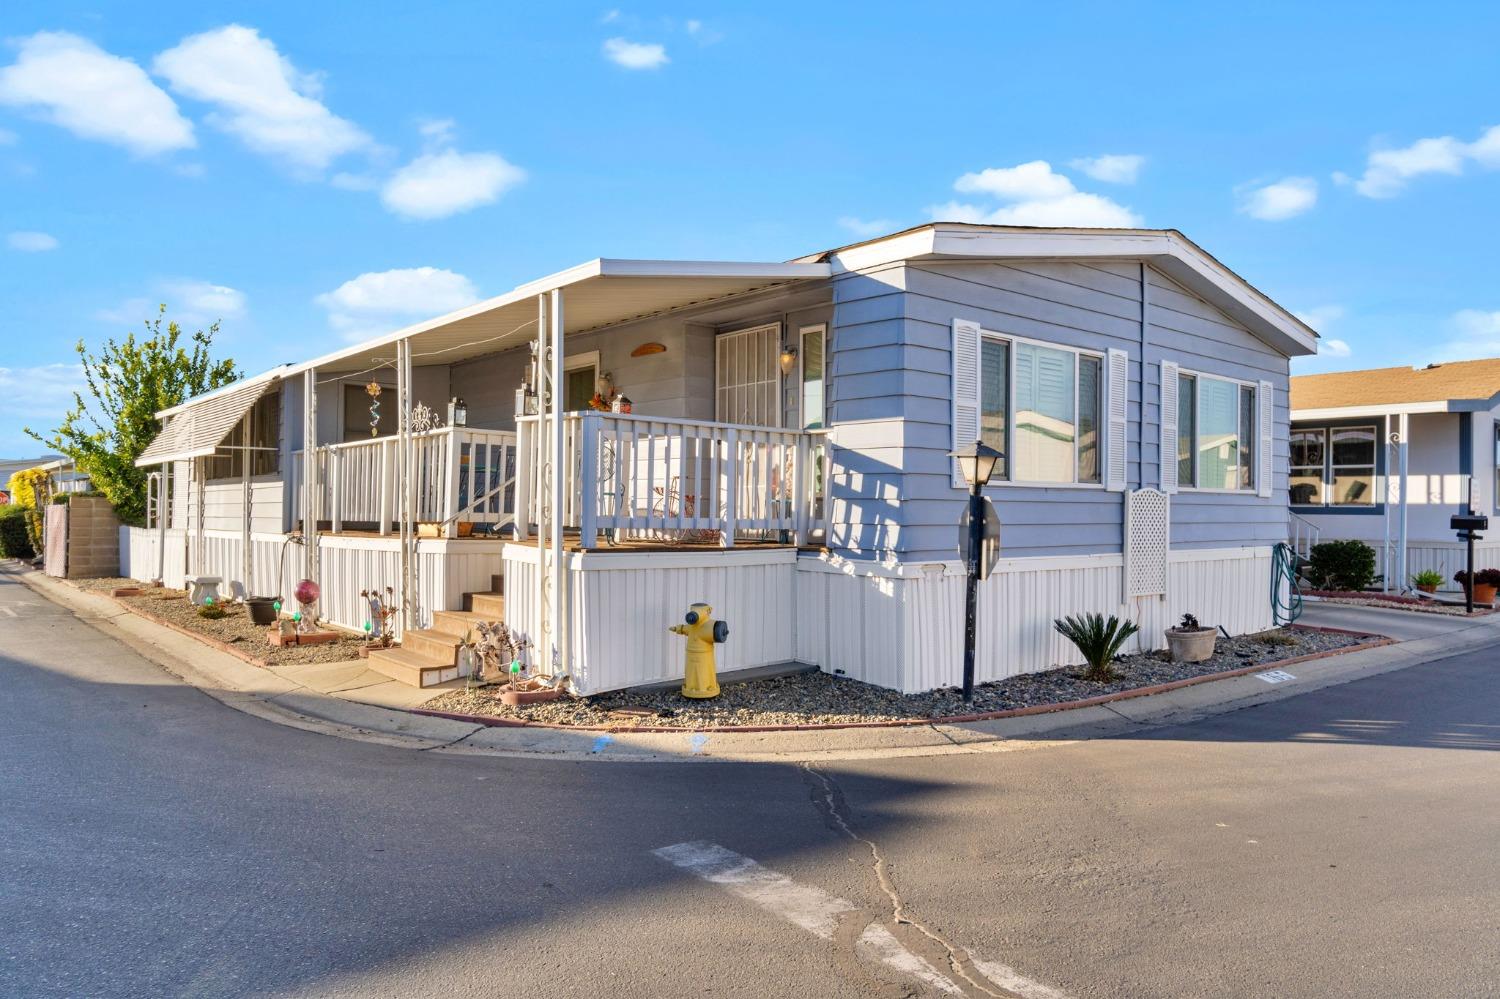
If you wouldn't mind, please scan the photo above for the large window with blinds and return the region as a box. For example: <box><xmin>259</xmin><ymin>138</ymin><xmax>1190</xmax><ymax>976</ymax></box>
<box><xmin>979</xmin><ymin>334</ymin><xmax>1101</xmax><ymax>485</ymax></box>
<box><xmin>1175</xmin><ymin>371</ymin><xmax>1256</xmax><ymax>491</ymax></box>
<box><xmin>1289</xmin><ymin>425</ymin><xmax>1376</xmax><ymax>506</ymax></box>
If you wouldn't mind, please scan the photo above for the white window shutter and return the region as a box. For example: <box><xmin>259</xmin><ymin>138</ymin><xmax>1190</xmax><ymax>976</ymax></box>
<box><xmin>951</xmin><ymin>318</ymin><xmax>982</xmax><ymax>488</ymax></box>
<box><xmin>1257</xmin><ymin>380</ymin><xmax>1274</xmax><ymax>498</ymax></box>
<box><xmin>1159</xmin><ymin>360</ymin><xmax>1179</xmax><ymax>494</ymax></box>
<box><xmin>1105</xmin><ymin>348</ymin><xmax>1129</xmax><ymax>492</ymax></box>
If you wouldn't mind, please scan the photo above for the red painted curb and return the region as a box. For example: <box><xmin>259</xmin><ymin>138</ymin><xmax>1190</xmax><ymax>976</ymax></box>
<box><xmin>410</xmin><ymin>634</ymin><xmax>1395</xmax><ymax>735</ymax></box>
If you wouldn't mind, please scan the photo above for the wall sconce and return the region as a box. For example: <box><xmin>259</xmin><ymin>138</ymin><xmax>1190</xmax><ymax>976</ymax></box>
<box><xmin>448</xmin><ymin>397</ymin><xmax>468</xmax><ymax>427</ymax></box>
<box><xmin>779</xmin><ymin>344</ymin><xmax>798</xmax><ymax>375</ymax></box>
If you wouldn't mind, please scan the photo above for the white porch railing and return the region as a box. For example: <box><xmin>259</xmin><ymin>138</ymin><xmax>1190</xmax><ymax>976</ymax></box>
<box><xmin>292</xmin><ymin>426</ymin><xmax>517</xmax><ymax>536</ymax></box>
<box><xmin>1289</xmin><ymin>510</ymin><xmax>1320</xmax><ymax>561</ymax></box>
<box><xmin>515</xmin><ymin>412</ymin><xmax>827</xmax><ymax>548</ymax></box>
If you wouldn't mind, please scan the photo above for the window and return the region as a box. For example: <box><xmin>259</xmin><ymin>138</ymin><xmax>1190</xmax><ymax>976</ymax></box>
<box><xmin>1290</xmin><ymin>428</ymin><xmax>1326</xmax><ymax>505</ymax></box>
<box><xmin>206</xmin><ymin>391</ymin><xmax>280</xmax><ymax>481</ymax></box>
<box><xmin>979</xmin><ymin>335</ymin><xmax>1101</xmax><ymax>484</ymax></box>
<box><xmin>1177</xmin><ymin>371</ymin><xmax>1255</xmax><ymax>491</ymax></box>
<box><xmin>1329</xmin><ymin>427</ymin><xmax>1376</xmax><ymax>505</ymax></box>
<box><xmin>800</xmin><ymin>325</ymin><xmax>825</xmax><ymax>430</ymax></box>
<box><xmin>1288</xmin><ymin>424</ymin><xmax>1376</xmax><ymax>506</ymax></box>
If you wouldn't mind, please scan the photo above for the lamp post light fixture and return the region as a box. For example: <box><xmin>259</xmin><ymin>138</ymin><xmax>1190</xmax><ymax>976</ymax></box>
<box><xmin>950</xmin><ymin>438</ymin><xmax>1004</xmax><ymax>701</ymax></box>
<box><xmin>779</xmin><ymin>343</ymin><xmax>798</xmax><ymax>375</ymax></box>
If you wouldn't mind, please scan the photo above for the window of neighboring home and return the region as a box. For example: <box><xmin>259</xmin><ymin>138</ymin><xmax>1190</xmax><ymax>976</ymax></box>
<box><xmin>1177</xmin><ymin>371</ymin><xmax>1256</xmax><ymax>491</ymax></box>
<box><xmin>206</xmin><ymin>391</ymin><xmax>281</xmax><ymax>481</ymax></box>
<box><xmin>1288</xmin><ymin>424</ymin><xmax>1377</xmax><ymax>506</ymax></box>
<box><xmin>980</xmin><ymin>335</ymin><xmax>1102</xmax><ymax>484</ymax></box>
<box><xmin>1495</xmin><ymin>426</ymin><xmax>1500</xmax><ymax>510</ymax></box>
<box><xmin>1290</xmin><ymin>428</ymin><xmax>1326</xmax><ymax>505</ymax></box>
<box><xmin>1329</xmin><ymin>427</ymin><xmax>1377</xmax><ymax>505</ymax></box>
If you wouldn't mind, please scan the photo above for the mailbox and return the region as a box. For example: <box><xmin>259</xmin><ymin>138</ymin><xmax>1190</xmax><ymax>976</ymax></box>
<box><xmin>1452</xmin><ymin>513</ymin><xmax>1490</xmax><ymax>533</ymax></box>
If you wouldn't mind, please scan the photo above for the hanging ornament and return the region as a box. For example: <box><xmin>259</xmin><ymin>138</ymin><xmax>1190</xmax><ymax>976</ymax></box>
<box><xmin>365</xmin><ymin>381</ymin><xmax>383</xmax><ymax>438</ymax></box>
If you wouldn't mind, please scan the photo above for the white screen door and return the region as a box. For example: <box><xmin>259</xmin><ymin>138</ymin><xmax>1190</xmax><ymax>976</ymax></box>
<box><xmin>715</xmin><ymin>323</ymin><xmax>781</xmax><ymax>426</ymax></box>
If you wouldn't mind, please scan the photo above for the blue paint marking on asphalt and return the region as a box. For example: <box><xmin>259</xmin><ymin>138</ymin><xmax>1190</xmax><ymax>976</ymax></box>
<box><xmin>591</xmin><ymin>734</ymin><xmax>614</xmax><ymax>754</ymax></box>
<box><xmin>689</xmin><ymin>733</ymin><xmax>709</xmax><ymax>755</ymax></box>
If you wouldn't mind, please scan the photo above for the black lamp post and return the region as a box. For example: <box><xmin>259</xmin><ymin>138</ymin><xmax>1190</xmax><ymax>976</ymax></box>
<box><xmin>949</xmin><ymin>439</ymin><xmax>1003</xmax><ymax>701</ymax></box>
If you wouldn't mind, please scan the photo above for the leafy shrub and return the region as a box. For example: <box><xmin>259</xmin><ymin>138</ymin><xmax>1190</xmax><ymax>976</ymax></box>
<box><xmin>0</xmin><ymin>506</ymin><xmax>34</xmax><ymax>559</ymax></box>
<box><xmin>1053</xmin><ymin>613</ymin><xmax>1140</xmax><ymax>682</ymax></box>
<box><xmin>196</xmin><ymin>602</ymin><xmax>227</xmax><ymax>620</ymax></box>
<box><xmin>1458</xmin><ymin>568</ymin><xmax>1500</xmax><ymax>589</ymax></box>
<box><xmin>1308</xmin><ymin>540</ymin><xmax>1377</xmax><ymax>591</ymax></box>
<box><xmin>1411</xmin><ymin>569</ymin><xmax>1445</xmax><ymax>589</ymax></box>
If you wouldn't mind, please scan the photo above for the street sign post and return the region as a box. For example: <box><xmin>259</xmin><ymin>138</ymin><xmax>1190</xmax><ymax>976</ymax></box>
<box><xmin>958</xmin><ymin>497</ymin><xmax>1002</xmax><ymax>581</ymax></box>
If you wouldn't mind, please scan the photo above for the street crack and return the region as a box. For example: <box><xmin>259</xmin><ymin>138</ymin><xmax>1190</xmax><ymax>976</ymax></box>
<box><xmin>802</xmin><ymin>762</ymin><xmax>1015</xmax><ymax>998</ymax></box>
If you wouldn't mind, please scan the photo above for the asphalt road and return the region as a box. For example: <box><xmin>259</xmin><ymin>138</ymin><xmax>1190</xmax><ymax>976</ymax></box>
<box><xmin>3</xmin><ymin>570</ymin><xmax>1498</xmax><ymax>999</ymax></box>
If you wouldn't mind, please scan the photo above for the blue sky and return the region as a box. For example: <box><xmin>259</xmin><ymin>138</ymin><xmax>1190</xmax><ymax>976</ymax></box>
<box><xmin>3</xmin><ymin>1</ymin><xmax>1500</xmax><ymax>455</ymax></box>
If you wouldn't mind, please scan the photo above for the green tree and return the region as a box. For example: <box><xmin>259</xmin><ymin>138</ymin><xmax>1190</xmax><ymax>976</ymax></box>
<box><xmin>27</xmin><ymin>305</ymin><xmax>239</xmax><ymax>526</ymax></box>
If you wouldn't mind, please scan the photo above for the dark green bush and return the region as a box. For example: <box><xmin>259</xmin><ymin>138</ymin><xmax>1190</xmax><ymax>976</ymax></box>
<box><xmin>1308</xmin><ymin>540</ymin><xmax>1377</xmax><ymax>591</ymax></box>
<box><xmin>0</xmin><ymin>506</ymin><xmax>35</xmax><ymax>559</ymax></box>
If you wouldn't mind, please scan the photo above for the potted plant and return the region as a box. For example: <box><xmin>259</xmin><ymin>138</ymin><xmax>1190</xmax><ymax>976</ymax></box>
<box><xmin>1411</xmin><ymin>569</ymin><xmax>1445</xmax><ymax>594</ymax></box>
<box><xmin>1454</xmin><ymin>569</ymin><xmax>1500</xmax><ymax>604</ymax></box>
<box><xmin>1164</xmin><ymin>613</ymin><xmax>1217</xmax><ymax>663</ymax></box>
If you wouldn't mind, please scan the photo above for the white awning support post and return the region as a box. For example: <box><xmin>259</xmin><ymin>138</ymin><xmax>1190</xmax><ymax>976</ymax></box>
<box><xmin>397</xmin><ymin>338</ymin><xmax>416</xmax><ymax>632</ymax></box>
<box><xmin>240</xmin><ymin>409</ymin><xmax>253</xmax><ymax>599</ymax></box>
<box><xmin>301</xmin><ymin>369</ymin><xmax>318</xmax><ymax>586</ymax></box>
<box><xmin>548</xmin><ymin>287</ymin><xmax>567</xmax><ymax>681</ymax></box>
<box><xmin>192</xmin><ymin>455</ymin><xmax>205</xmax><ymax>578</ymax></box>
<box><xmin>1397</xmin><ymin>412</ymin><xmax>1410</xmax><ymax>594</ymax></box>
<box><xmin>155</xmin><ymin>463</ymin><xmax>169</xmax><ymax>585</ymax></box>
<box><xmin>534</xmin><ymin>293</ymin><xmax>549</xmax><ymax>668</ymax></box>
<box><xmin>1382</xmin><ymin>414</ymin><xmax>1392</xmax><ymax>593</ymax></box>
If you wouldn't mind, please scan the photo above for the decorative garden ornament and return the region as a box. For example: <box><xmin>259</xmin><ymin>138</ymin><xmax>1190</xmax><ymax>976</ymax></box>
<box><xmin>409</xmin><ymin>402</ymin><xmax>442</xmax><ymax>434</ymax></box>
<box><xmin>294</xmin><ymin>578</ymin><xmax>320</xmax><ymax>634</ymax></box>
<box><xmin>365</xmin><ymin>381</ymin><xmax>382</xmax><ymax>437</ymax></box>
<box><xmin>359</xmin><ymin>585</ymin><xmax>399</xmax><ymax>647</ymax></box>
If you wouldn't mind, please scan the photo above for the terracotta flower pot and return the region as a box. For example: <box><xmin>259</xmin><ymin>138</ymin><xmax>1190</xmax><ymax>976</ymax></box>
<box><xmin>1165</xmin><ymin>627</ymin><xmax>1217</xmax><ymax>663</ymax></box>
<box><xmin>1474</xmin><ymin>583</ymin><xmax>1498</xmax><ymax>605</ymax></box>
<box><xmin>499</xmin><ymin>684</ymin><xmax>563</xmax><ymax>706</ymax></box>
<box><xmin>1416</xmin><ymin>583</ymin><xmax>1438</xmax><ymax>594</ymax></box>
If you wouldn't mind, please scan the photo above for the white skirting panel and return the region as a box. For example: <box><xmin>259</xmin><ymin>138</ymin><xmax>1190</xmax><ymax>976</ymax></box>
<box><xmin>502</xmin><ymin>545</ymin><xmax>797</xmax><ymax>695</ymax></box>
<box><xmin>117</xmin><ymin>526</ymin><xmax>504</xmax><ymax>635</ymax></box>
<box><xmin>1397</xmin><ymin>541</ymin><xmax>1500</xmax><ymax>591</ymax></box>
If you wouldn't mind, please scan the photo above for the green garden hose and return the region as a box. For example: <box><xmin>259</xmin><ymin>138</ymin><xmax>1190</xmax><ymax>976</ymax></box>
<box><xmin>1271</xmin><ymin>541</ymin><xmax>1304</xmax><ymax>626</ymax></box>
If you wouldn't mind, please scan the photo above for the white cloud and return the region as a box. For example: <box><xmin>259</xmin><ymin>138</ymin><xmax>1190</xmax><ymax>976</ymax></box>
<box><xmin>837</xmin><ymin>216</ymin><xmax>895</xmax><ymax>238</ymax></box>
<box><xmin>603</xmin><ymin>37</ymin><xmax>668</xmax><ymax>70</ymax></box>
<box><xmin>0</xmin><ymin>31</ymin><xmax>193</xmax><ymax>156</ymax></box>
<box><xmin>1293</xmin><ymin>305</ymin><xmax>1347</xmax><ymax>331</ymax></box>
<box><xmin>935</xmin><ymin>160</ymin><xmax>1142</xmax><ymax>228</ymax></box>
<box><xmin>7</xmin><ymin>230</ymin><xmax>58</xmax><ymax>252</ymax></box>
<box><xmin>163</xmin><ymin>279</ymin><xmax>246</xmax><ymax>321</ymax></box>
<box><xmin>1433</xmin><ymin>308</ymin><xmax>1500</xmax><ymax>361</ymax></box>
<box><xmin>380</xmin><ymin>149</ymin><xmax>525</xmax><ymax>220</ymax></box>
<box><xmin>417</xmin><ymin>117</ymin><xmax>456</xmax><ymax>146</ymax></box>
<box><xmin>1238</xmin><ymin>176</ymin><xmax>1318</xmax><ymax>221</ymax></box>
<box><xmin>153</xmin><ymin>24</ymin><xmax>370</xmax><ymax>174</ymax></box>
<box><xmin>1069</xmin><ymin>153</ymin><xmax>1145</xmax><ymax>184</ymax></box>
<box><xmin>1352</xmin><ymin>136</ymin><xmax>1467</xmax><ymax>198</ymax></box>
<box><xmin>601</xmin><ymin>9</ymin><xmax>622</xmax><ymax>23</ymax></box>
<box><xmin>0</xmin><ymin>362</ymin><xmax>85</xmax><ymax>438</ymax></box>
<box><xmin>315</xmin><ymin>267</ymin><xmax>481</xmax><ymax>341</ymax></box>
<box><xmin>1319</xmin><ymin>338</ymin><xmax>1352</xmax><ymax>358</ymax></box>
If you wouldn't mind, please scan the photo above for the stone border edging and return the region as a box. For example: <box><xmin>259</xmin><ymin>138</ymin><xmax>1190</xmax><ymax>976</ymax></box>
<box><xmin>409</xmin><ymin>627</ymin><xmax>1395</xmax><ymax>735</ymax></box>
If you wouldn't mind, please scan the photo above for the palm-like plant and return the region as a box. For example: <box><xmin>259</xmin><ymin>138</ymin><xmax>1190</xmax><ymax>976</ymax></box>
<box><xmin>1053</xmin><ymin>613</ymin><xmax>1140</xmax><ymax>682</ymax></box>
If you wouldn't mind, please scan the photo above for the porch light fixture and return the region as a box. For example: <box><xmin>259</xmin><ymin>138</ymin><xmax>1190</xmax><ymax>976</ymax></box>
<box><xmin>779</xmin><ymin>344</ymin><xmax>798</xmax><ymax>375</ymax></box>
<box><xmin>448</xmin><ymin>397</ymin><xmax>468</xmax><ymax>427</ymax></box>
<box><xmin>948</xmin><ymin>439</ymin><xmax>1004</xmax><ymax>702</ymax></box>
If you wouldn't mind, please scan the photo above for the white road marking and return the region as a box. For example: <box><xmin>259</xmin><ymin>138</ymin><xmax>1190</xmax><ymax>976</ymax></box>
<box><xmin>652</xmin><ymin>841</ymin><xmax>1072</xmax><ymax>998</ymax></box>
<box><xmin>1258</xmin><ymin>670</ymin><xmax>1297</xmax><ymax>684</ymax></box>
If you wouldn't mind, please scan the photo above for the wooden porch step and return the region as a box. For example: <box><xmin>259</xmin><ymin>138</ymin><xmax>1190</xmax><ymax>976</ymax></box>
<box><xmin>431</xmin><ymin>609</ymin><xmax>495</xmax><ymax>639</ymax></box>
<box><xmin>465</xmin><ymin>591</ymin><xmax>505</xmax><ymax>617</ymax></box>
<box><xmin>367</xmin><ymin>647</ymin><xmax>462</xmax><ymax>688</ymax></box>
<box><xmin>402</xmin><ymin>628</ymin><xmax>460</xmax><ymax>666</ymax></box>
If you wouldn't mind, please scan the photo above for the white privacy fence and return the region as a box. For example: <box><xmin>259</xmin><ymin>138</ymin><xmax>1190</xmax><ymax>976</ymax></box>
<box><xmin>515</xmin><ymin>412</ymin><xmax>827</xmax><ymax>548</ymax></box>
<box><xmin>291</xmin><ymin>427</ymin><xmax>516</xmax><ymax>536</ymax></box>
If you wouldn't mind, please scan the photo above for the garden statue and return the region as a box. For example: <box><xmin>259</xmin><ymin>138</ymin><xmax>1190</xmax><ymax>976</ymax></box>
<box><xmin>293</xmin><ymin>578</ymin><xmax>320</xmax><ymax>634</ymax></box>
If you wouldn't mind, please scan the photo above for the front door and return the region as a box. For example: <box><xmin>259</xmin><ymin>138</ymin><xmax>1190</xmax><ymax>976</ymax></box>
<box><xmin>715</xmin><ymin>322</ymin><xmax>781</xmax><ymax>426</ymax></box>
<box><xmin>564</xmin><ymin>364</ymin><xmax>597</xmax><ymax>411</ymax></box>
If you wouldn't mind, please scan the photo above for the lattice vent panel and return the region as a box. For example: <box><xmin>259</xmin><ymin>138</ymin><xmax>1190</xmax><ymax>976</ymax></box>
<box><xmin>1126</xmin><ymin>487</ymin><xmax>1170</xmax><ymax>597</ymax></box>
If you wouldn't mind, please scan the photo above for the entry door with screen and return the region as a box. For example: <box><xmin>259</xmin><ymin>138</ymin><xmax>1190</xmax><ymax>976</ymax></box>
<box><xmin>564</xmin><ymin>364</ymin><xmax>597</xmax><ymax>411</ymax></box>
<box><xmin>715</xmin><ymin>323</ymin><xmax>781</xmax><ymax>426</ymax></box>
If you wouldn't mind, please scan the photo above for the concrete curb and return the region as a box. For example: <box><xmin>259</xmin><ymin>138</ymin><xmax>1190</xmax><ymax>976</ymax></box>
<box><xmin>11</xmin><ymin>561</ymin><xmax>1500</xmax><ymax>764</ymax></box>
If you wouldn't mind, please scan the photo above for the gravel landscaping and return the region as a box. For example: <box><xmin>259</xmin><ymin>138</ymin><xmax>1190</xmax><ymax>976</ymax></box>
<box><xmin>423</xmin><ymin>626</ymin><xmax>1375</xmax><ymax>729</ymax></box>
<box><xmin>72</xmin><ymin>577</ymin><xmax>366</xmax><ymax>666</ymax></box>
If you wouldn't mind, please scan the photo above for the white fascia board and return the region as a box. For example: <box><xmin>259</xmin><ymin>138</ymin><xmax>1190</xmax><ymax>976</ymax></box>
<box><xmin>1291</xmin><ymin>401</ymin><xmax>1460</xmax><ymax>420</ymax></box>
<box><xmin>596</xmin><ymin>259</ymin><xmax>830</xmax><ymax>280</ymax></box>
<box><xmin>832</xmin><ymin>226</ymin><xmax>1317</xmax><ymax>359</ymax></box>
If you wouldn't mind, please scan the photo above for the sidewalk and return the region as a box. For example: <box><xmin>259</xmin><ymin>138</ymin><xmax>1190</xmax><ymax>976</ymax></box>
<box><xmin>13</xmin><ymin>562</ymin><xmax>1500</xmax><ymax>764</ymax></box>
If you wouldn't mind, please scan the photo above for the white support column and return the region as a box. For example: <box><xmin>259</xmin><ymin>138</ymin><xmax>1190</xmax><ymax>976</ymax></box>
<box><xmin>156</xmin><ymin>462</ymin><xmax>169</xmax><ymax>584</ymax></box>
<box><xmin>192</xmin><ymin>455</ymin><xmax>205</xmax><ymax>577</ymax></box>
<box><xmin>722</xmin><ymin>429</ymin><xmax>739</xmax><ymax>548</ymax></box>
<box><xmin>548</xmin><ymin>287</ymin><xmax>567</xmax><ymax>678</ymax></box>
<box><xmin>534</xmin><ymin>294</ymin><xmax>548</xmax><ymax>662</ymax></box>
<box><xmin>579</xmin><ymin>411</ymin><xmax>598</xmax><ymax>549</ymax></box>
<box><xmin>240</xmin><ymin>410</ymin><xmax>253</xmax><ymax>598</ymax></box>
<box><xmin>513</xmin><ymin>418</ymin><xmax>531</xmax><ymax>542</ymax></box>
<box><xmin>792</xmin><ymin>433</ymin><xmax>811</xmax><ymax>546</ymax></box>
<box><xmin>301</xmin><ymin>369</ymin><xmax>318</xmax><ymax>583</ymax></box>
<box><xmin>397</xmin><ymin>338</ymin><xmax>416</xmax><ymax>631</ymax></box>
<box><xmin>443</xmin><ymin>428</ymin><xmax>462</xmax><ymax>538</ymax></box>
<box><xmin>1397</xmin><ymin>412</ymin><xmax>1410</xmax><ymax>593</ymax></box>
<box><xmin>1382</xmin><ymin>413</ymin><xmax>1392</xmax><ymax>592</ymax></box>
<box><xmin>378</xmin><ymin>437</ymin><xmax>392</xmax><ymax>536</ymax></box>
<box><xmin>329</xmin><ymin>446</ymin><xmax>343</xmax><ymax>535</ymax></box>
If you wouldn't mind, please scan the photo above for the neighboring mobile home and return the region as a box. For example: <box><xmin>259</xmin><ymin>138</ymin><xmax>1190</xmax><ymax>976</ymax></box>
<box><xmin>122</xmin><ymin>224</ymin><xmax>1317</xmax><ymax>692</ymax></box>
<box><xmin>1290</xmin><ymin>358</ymin><xmax>1500</xmax><ymax>592</ymax></box>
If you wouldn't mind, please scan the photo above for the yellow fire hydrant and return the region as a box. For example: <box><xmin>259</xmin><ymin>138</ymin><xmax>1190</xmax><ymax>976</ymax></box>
<box><xmin>669</xmin><ymin>602</ymin><xmax>728</xmax><ymax>699</ymax></box>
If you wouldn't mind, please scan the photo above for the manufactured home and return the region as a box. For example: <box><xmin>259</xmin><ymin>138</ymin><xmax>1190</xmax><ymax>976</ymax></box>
<box><xmin>121</xmin><ymin>224</ymin><xmax>1317</xmax><ymax>693</ymax></box>
<box><xmin>1290</xmin><ymin>358</ymin><xmax>1500</xmax><ymax>591</ymax></box>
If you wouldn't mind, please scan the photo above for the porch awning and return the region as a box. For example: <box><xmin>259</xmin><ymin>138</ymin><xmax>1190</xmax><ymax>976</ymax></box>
<box><xmin>135</xmin><ymin>376</ymin><xmax>277</xmax><ymax>467</ymax></box>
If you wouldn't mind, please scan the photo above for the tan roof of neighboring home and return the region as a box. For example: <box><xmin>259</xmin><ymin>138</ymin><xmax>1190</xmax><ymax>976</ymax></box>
<box><xmin>1291</xmin><ymin>357</ymin><xmax>1500</xmax><ymax>411</ymax></box>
